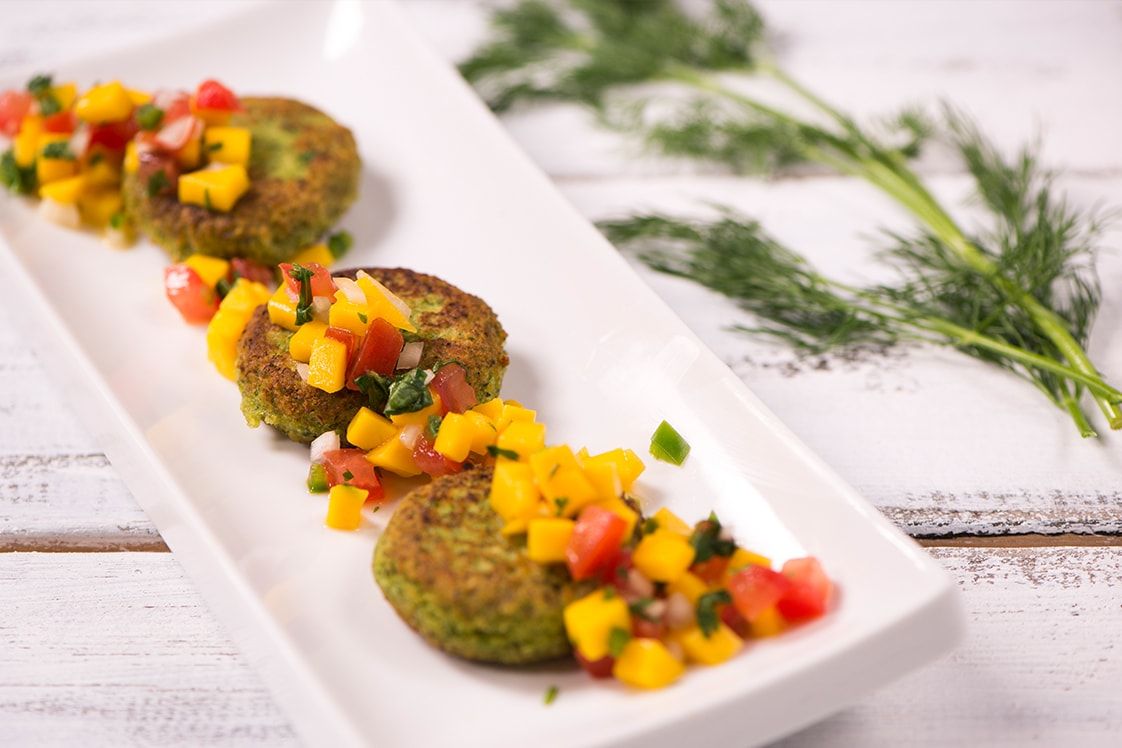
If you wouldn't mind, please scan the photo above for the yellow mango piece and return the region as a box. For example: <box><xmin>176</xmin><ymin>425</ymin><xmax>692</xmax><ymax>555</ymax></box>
<box><xmin>74</xmin><ymin>81</ymin><xmax>134</xmax><ymax>123</ymax></box>
<box><xmin>203</xmin><ymin>126</ymin><xmax>251</xmax><ymax>166</ymax></box>
<box><xmin>267</xmin><ymin>285</ymin><xmax>298</xmax><ymax>330</ymax></box>
<box><xmin>590</xmin><ymin>496</ymin><xmax>638</xmax><ymax>539</ymax></box>
<box><xmin>307</xmin><ymin>336</ymin><xmax>347</xmax><ymax>393</ymax></box>
<box><xmin>433</xmin><ymin>413</ymin><xmax>473</xmax><ymax>462</ymax></box>
<box><xmin>366</xmin><ymin>435</ymin><xmax>421</xmax><ymax>477</ymax></box>
<box><xmin>632</xmin><ymin>530</ymin><xmax>696</xmax><ymax>583</ymax></box>
<box><xmin>463</xmin><ymin>410</ymin><xmax>497</xmax><ymax>454</ymax></box>
<box><xmin>328</xmin><ymin>297</ymin><xmax>372</xmax><ymax>337</ymax></box>
<box><xmin>677</xmin><ymin>623</ymin><xmax>743</xmax><ymax>666</ymax></box>
<box><xmin>290</xmin><ymin>242</ymin><xmax>334</xmax><ymax>268</ymax></box>
<box><xmin>472</xmin><ymin>397</ymin><xmax>504</xmax><ymax>422</ymax></box>
<box><xmin>652</xmin><ymin>507</ymin><xmax>692</xmax><ymax>537</ymax></box>
<box><xmin>546</xmin><ymin>467</ymin><xmax>598</xmax><ymax>517</ymax></box>
<box><xmin>205</xmin><ymin>279</ymin><xmax>271</xmax><ymax>380</ymax></box>
<box><xmin>13</xmin><ymin>129</ymin><xmax>38</xmax><ymax>168</ymax></box>
<box><xmin>38</xmin><ymin>174</ymin><xmax>85</xmax><ymax>204</ymax></box>
<box><xmin>526</xmin><ymin>517</ymin><xmax>575</xmax><ymax>563</ymax></box>
<box><xmin>500</xmin><ymin>517</ymin><xmax>530</xmax><ymax>537</ymax></box>
<box><xmin>563</xmin><ymin>589</ymin><xmax>631</xmax><ymax>661</ymax></box>
<box><xmin>325</xmin><ymin>484</ymin><xmax>368</xmax><ymax>531</ymax></box>
<box><xmin>176</xmin><ymin>134</ymin><xmax>202</xmax><ymax>169</ymax></box>
<box><xmin>748</xmin><ymin>606</ymin><xmax>786</xmax><ymax>638</ymax></box>
<box><xmin>177</xmin><ymin>164</ymin><xmax>249</xmax><ymax>212</ymax></box>
<box><xmin>355</xmin><ymin>272</ymin><xmax>416</xmax><ymax>332</ymax></box>
<box><xmin>36</xmin><ymin>157</ymin><xmax>77</xmax><ymax>185</ymax></box>
<box><xmin>77</xmin><ymin>188</ymin><xmax>123</xmax><ymax>228</ymax></box>
<box><xmin>50</xmin><ymin>82</ymin><xmax>77</xmax><ymax>111</ymax></box>
<box><xmin>582</xmin><ymin>459</ymin><xmax>622</xmax><ymax>501</ymax></box>
<box><xmin>183</xmin><ymin>254</ymin><xmax>230</xmax><ymax>289</ymax></box>
<box><xmin>123</xmin><ymin>141</ymin><xmax>140</xmax><ymax>174</ymax></box>
<box><xmin>489</xmin><ymin>460</ymin><xmax>540</xmax><ymax>521</ymax></box>
<box><xmin>495</xmin><ymin>421</ymin><xmax>545</xmax><ymax>459</ymax></box>
<box><xmin>388</xmin><ymin>398</ymin><xmax>442</xmax><ymax>429</ymax></box>
<box><xmin>581</xmin><ymin>448</ymin><xmax>645</xmax><ymax>492</ymax></box>
<box><xmin>19</xmin><ymin>114</ymin><xmax>43</xmax><ymax>138</ymax></box>
<box><xmin>83</xmin><ymin>155</ymin><xmax>122</xmax><ymax>188</ymax></box>
<box><xmin>667</xmin><ymin>570</ymin><xmax>708</xmax><ymax>605</ymax></box>
<box><xmin>347</xmin><ymin>407</ymin><xmax>397</xmax><ymax>451</ymax></box>
<box><xmin>288</xmin><ymin>320</ymin><xmax>328</xmax><ymax>363</ymax></box>
<box><xmin>496</xmin><ymin>403</ymin><xmax>536</xmax><ymax>432</ymax></box>
<box><xmin>126</xmin><ymin>88</ymin><xmax>152</xmax><ymax>106</ymax></box>
<box><xmin>727</xmin><ymin>547</ymin><xmax>772</xmax><ymax>575</ymax></box>
<box><xmin>612</xmin><ymin>638</ymin><xmax>685</xmax><ymax>690</ymax></box>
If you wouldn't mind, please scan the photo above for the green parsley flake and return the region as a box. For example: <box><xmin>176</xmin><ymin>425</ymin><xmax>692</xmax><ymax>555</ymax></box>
<box><xmin>487</xmin><ymin>445</ymin><xmax>519</xmax><ymax>460</ymax></box>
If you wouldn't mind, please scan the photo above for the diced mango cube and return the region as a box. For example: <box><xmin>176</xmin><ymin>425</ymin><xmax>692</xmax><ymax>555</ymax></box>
<box><xmin>563</xmin><ymin>589</ymin><xmax>631</xmax><ymax>661</ymax></box>
<box><xmin>203</xmin><ymin>126</ymin><xmax>251</xmax><ymax>166</ymax></box>
<box><xmin>183</xmin><ymin>254</ymin><xmax>230</xmax><ymax>289</ymax></box>
<box><xmin>176</xmin><ymin>134</ymin><xmax>202</xmax><ymax>169</ymax></box>
<box><xmin>355</xmin><ymin>272</ymin><xmax>417</xmax><ymax>332</ymax></box>
<box><xmin>36</xmin><ymin>156</ymin><xmax>76</xmax><ymax>185</ymax></box>
<box><xmin>529</xmin><ymin>445</ymin><xmax>579</xmax><ymax>485</ymax></box>
<box><xmin>463</xmin><ymin>410</ymin><xmax>497</xmax><ymax>454</ymax></box>
<box><xmin>325</xmin><ymin>484</ymin><xmax>368</xmax><ymax>531</ymax></box>
<box><xmin>328</xmin><ymin>298</ymin><xmax>372</xmax><ymax>337</ymax></box>
<box><xmin>489</xmin><ymin>460</ymin><xmax>539</xmax><ymax>520</ymax></box>
<box><xmin>291</xmin><ymin>242</ymin><xmax>335</xmax><ymax>268</ymax></box>
<box><xmin>500</xmin><ymin>517</ymin><xmax>530</xmax><ymax>537</ymax></box>
<box><xmin>495</xmin><ymin>420</ymin><xmax>545</xmax><ymax>459</ymax></box>
<box><xmin>346</xmin><ymin>407</ymin><xmax>397</xmax><ymax>450</ymax></box>
<box><xmin>677</xmin><ymin>623</ymin><xmax>743</xmax><ymax>666</ymax></box>
<box><xmin>19</xmin><ymin>114</ymin><xmax>43</xmax><ymax>138</ymax></box>
<box><xmin>496</xmin><ymin>403</ymin><xmax>536</xmax><ymax>432</ymax></box>
<box><xmin>633</xmin><ymin>530</ymin><xmax>696</xmax><ymax>583</ymax></box>
<box><xmin>205</xmin><ymin>280</ymin><xmax>271</xmax><ymax>380</ymax></box>
<box><xmin>748</xmin><ymin>606</ymin><xmax>786</xmax><ymax>638</ymax></box>
<box><xmin>39</xmin><ymin>174</ymin><xmax>85</xmax><ymax>204</ymax></box>
<box><xmin>433</xmin><ymin>412</ymin><xmax>473</xmax><ymax>462</ymax></box>
<box><xmin>526</xmin><ymin>518</ymin><xmax>575</xmax><ymax>563</ymax></box>
<box><xmin>366</xmin><ymin>434</ymin><xmax>421</xmax><ymax>477</ymax></box>
<box><xmin>49</xmin><ymin>82</ymin><xmax>77</xmax><ymax>111</ymax></box>
<box><xmin>387</xmin><ymin>398</ymin><xmax>442</xmax><ymax>429</ymax></box>
<box><xmin>267</xmin><ymin>284</ymin><xmax>298</xmax><ymax>330</ymax></box>
<box><xmin>582</xmin><ymin>458</ymin><xmax>622</xmax><ymax>501</ymax></box>
<box><xmin>727</xmin><ymin>547</ymin><xmax>772</xmax><ymax>574</ymax></box>
<box><xmin>177</xmin><ymin>164</ymin><xmax>249</xmax><ymax>212</ymax></box>
<box><xmin>77</xmin><ymin>188</ymin><xmax>123</xmax><ymax>228</ymax></box>
<box><xmin>307</xmin><ymin>336</ymin><xmax>347</xmax><ymax>393</ymax></box>
<box><xmin>473</xmin><ymin>397</ymin><xmax>504</xmax><ymax>422</ymax></box>
<box><xmin>124</xmin><ymin>141</ymin><xmax>140</xmax><ymax>174</ymax></box>
<box><xmin>612</xmin><ymin>638</ymin><xmax>685</xmax><ymax>689</ymax></box>
<box><xmin>13</xmin><ymin>129</ymin><xmax>38</xmax><ymax>168</ymax></box>
<box><xmin>581</xmin><ymin>448</ymin><xmax>645</xmax><ymax>491</ymax></box>
<box><xmin>74</xmin><ymin>81</ymin><xmax>134</xmax><ymax>123</ymax></box>
<box><xmin>288</xmin><ymin>320</ymin><xmax>328</xmax><ymax>363</ymax></box>
<box><xmin>83</xmin><ymin>155</ymin><xmax>122</xmax><ymax>188</ymax></box>
<box><xmin>545</xmin><ymin>467</ymin><xmax>598</xmax><ymax>517</ymax></box>
<box><xmin>667</xmin><ymin>570</ymin><xmax>708</xmax><ymax>605</ymax></box>
<box><xmin>126</xmin><ymin>88</ymin><xmax>152</xmax><ymax>106</ymax></box>
<box><xmin>652</xmin><ymin>507</ymin><xmax>692</xmax><ymax>537</ymax></box>
<box><xmin>590</xmin><ymin>496</ymin><xmax>638</xmax><ymax>539</ymax></box>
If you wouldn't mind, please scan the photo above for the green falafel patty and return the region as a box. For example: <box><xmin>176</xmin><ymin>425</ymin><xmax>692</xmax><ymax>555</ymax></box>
<box><xmin>122</xmin><ymin>97</ymin><xmax>360</xmax><ymax>264</ymax></box>
<box><xmin>236</xmin><ymin>267</ymin><xmax>509</xmax><ymax>444</ymax></box>
<box><xmin>374</xmin><ymin>467</ymin><xmax>590</xmax><ymax>664</ymax></box>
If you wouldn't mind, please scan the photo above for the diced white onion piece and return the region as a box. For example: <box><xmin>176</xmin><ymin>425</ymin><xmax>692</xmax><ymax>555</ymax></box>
<box><xmin>311</xmin><ymin>297</ymin><xmax>331</xmax><ymax>323</ymax></box>
<box><xmin>665</xmin><ymin>592</ymin><xmax>695</xmax><ymax>630</ymax></box>
<box><xmin>309</xmin><ymin>431</ymin><xmax>340</xmax><ymax>464</ymax></box>
<box><xmin>333</xmin><ymin>277</ymin><xmax>367</xmax><ymax>305</ymax></box>
<box><xmin>422</xmin><ymin>369</ymin><xmax>435</xmax><ymax>385</ymax></box>
<box><xmin>399</xmin><ymin>424</ymin><xmax>422</xmax><ymax>450</ymax></box>
<box><xmin>69</xmin><ymin>126</ymin><xmax>90</xmax><ymax>158</ymax></box>
<box><xmin>356</xmin><ymin>270</ymin><xmax>411</xmax><ymax>318</ymax></box>
<box><xmin>295</xmin><ymin>362</ymin><xmax>311</xmax><ymax>383</ymax></box>
<box><xmin>37</xmin><ymin>199</ymin><xmax>80</xmax><ymax>229</ymax></box>
<box><xmin>103</xmin><ymin>226</ymin><xmax>134</xmax><ymax>250</ymax></box>
<box><xmin>626</xmin><ymin>569</ymin><xmax>655</xmax><ymax>599</ymax></box>
<box><xmin>645</xmin><ymin>599</ymin><xmax>667</xmax><ymax>620</ymax></box>
<box><xmin>155</xmin><ymin>115</ymin><xmax>201</xmax><ymax>151</ymax></box>
<box><xmin>396</xmin><ymin>341</ymin><xmax>423</xmax><ymax>370</ymax></box>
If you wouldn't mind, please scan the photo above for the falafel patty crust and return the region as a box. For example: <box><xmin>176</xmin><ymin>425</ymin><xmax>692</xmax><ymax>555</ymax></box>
<box><xmin>122</xmin><ymin>97</ymin><xmax>360</xmax><ymax>264</ymax></box>
<box><xmin>374</xmin><ymin>468</ymin><xmax>589</xmax><ymax>665</ymax></box>
<box><xmin>236</xmin><ymin>267</ymin><xmax>509</xmax><ymax>444</ymax></box>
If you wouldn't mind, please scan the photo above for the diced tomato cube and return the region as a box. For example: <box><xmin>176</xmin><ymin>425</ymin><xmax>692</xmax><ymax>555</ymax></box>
<box><xmin>195</xmin><ymin>79</ymin><xmax>240</xmax><ymax>112</ymax></box>
<box><xmin>164</xmin><ymin>264</ymin><xmax>219</xmax><ymax>324</ymax></box>
<box><xmin>88</xmin><ymin>119</ymin><xmax>137</xmax><ymax>151</ymax></box>
<box><xmin>322</xmin><ymin>448</ymin><xmax>385</xmax><ymax>500</ymax></box>
<box><xmin>776</xmin><ymin>557</ymin><xmax>832</xmax><ymax>622</ymax></box>
<box><xmin>599</xmin><ymin>547</ymin><xmax>633</xmax><ymax>591</ymax></box>
<box><xmin>566</xmin><ymin>505</ymin><xmax>628</xmax><ymax>581</ymax></box>
<box><xmin>411</xmin><ymin>433</ymin><xmax>462</xmax><ymax>477</ymax></box>
<box><xmin>0</xmin><ymin>90</ymin><xmax>33</xmax><ymax>136</ymax></box>
<box><xmin>280</xmin><ymin>262</ymin><xmax>335</xmax><ymax>298</ymax></box>
<box><xmin>691</xmin><ymin>555</ymin><xmax>730</xmax><ymax>585</ymax></box>
<box><xmin>229</xmin><ymin>257</ymin><xmax>276</xmax><ymax>287</ymax></box>
<box><xmin>632</xmin><ymin>615</ymin><xmax>667</xmax><ymax>640</ymax></box>
<box><xmin>729</xmin><ymin>564</ymin><xmax>790</xmax><ymax>623</ymax></box>
<box><xmin>137</xmin><ymin>151</ymin><xmax>179</xmax><ymax>196</ymax></box>
<box><xmin>575</xmin><ymin>651</ymin><xmax>615</xmax><ymax>679</ymax></box>
<box><xmin>346</xmin><ymin>318</ymin><xmax>403</xmax><ymax>390</ymax></box>
<box><xmin>430</xmin><ymin>363</ymin><xmax>477</xmax><ymax>414</ymax></box>
<box><xmin>42</xmin><ymin>110</ymin><xmax>77</xmax><ymax>134</ymax></box>
<box><xmin>325</xmin><ymin>327</ymin><xmax>357</xmax><ymax>368</ymax></box>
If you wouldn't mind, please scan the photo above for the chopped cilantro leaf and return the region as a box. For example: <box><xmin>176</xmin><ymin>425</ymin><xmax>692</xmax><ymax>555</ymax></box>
<box><xmin>487</xmin><ymin>445</ymin><xmax>519</xmax><ymax>460</ymax></box>
<box><xmin>355</xmin><ymin>372</ymin><xmax>392</xmax><ymax>411</ymax></box>
<box><xmin>553</xmin><ymin>496</ymin><xmax>569</xmax><ymax>516</ymax></box>
<box><xmin>608</xmin><ymin>626</ymin><xmax>632</xmax><ymax>658</ymax></box>
<box><xmin>327</xmin><ymin>230</ymin><xmax>353</xmax><ymax>258</ymax></box>
<box><xmin>357</xmin><ymin>311</ymin><xmax>368</xmax><ymax>324</ymax></box>
<box><xmin>136</xmin><ymin>103</ymin><xmax>164</xmax><ymax>131</ymax></box>
<box><xmin>696</xmin><ymin>589</ymin><xmax>732</xmax><ymax>637</ymax></box>
<box><xmin>628</xmin><ymin>597</ymin><xmax>657</xmax><ymax>621</ymax></box>
<box><xmin>42</xmin><ymin>141</ymin><xmax>75</xmax><ymax>161</ymax></box>
<box><xmin>108</xmin><ymin>211</ymin><xmax>125</xmax><ymax>230</ymax></box>
<box><xmin>690</xmin><ymin>514</ymin><xmax>736</xmax><ymax>563</ymax></box>
<box><xmin>383</xmin><ymin>368</ymin><xmax>434</xmax><ymax>416</ymax></box>
<box><xmin>641</xmin><ymin>517</ymin><xmax>660</xmax><ymax>536</ymax></box>
<box><xmin>146</xmin><ymin>170</ymin><xmax>169</xmax><ymax>197</ymax></box>
<box><xmin>426</xmin><ymin>414</ymin><xmax>443</xmax><ymax>440</ymax></box>
<box><xmin>27</xmin><ymin>74</ymin><xmax>52</xmax><ymax>96</ymax></box>
<box><xmin>342</xmin><ymin>470</ymin><xmax>354</xmax><ymax>482</ymax></box>
<box><xmin>543</xmin><ymin>685</ymin><xmax>559</xmax><ymax>706</ymax></box>
<box><xmin>1</xmin><ymin>150</ymin><xmax>34</xmax><ymax>194</ymax></box>
<box><xmin>289</xmin><ymin>263</ymin><xmax>315</xmax><ymax>325</ymax></box>
<box><xmin>207</xmin><ymin>141</ymin><xmax>222</xmax><ymax>152</ymax></box>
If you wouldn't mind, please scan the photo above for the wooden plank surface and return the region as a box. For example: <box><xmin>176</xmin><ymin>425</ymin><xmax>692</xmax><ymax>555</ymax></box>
<box><xmin>2</xmin><ymin>548</ymin><xmax>1119</xmax><ymax>746</ymax></box>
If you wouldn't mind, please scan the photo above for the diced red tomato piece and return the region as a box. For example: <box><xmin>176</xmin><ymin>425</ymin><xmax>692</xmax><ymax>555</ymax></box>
<box><xmin>691</xmin><ymin>555</ymin><xmax>730</xmax><ymax>585</ymax></box>
<box><xmin>280</xmin><ymin>262</ymin><xmax>335</xmax><ymax>298</ymax></box>
<box><xmin>194</xmin><ymin>79</ymin><xmax>240</xmax><ymax>112</ymax></box>
<box><xmin>430</xmin><ymin>363</ymin><xmax>477</xmax><ymax>414</ymax></box>
<box><xmin>321</xmin><ymin>449</ymin><xmax>385</xmax><ymax>500</ymax></box>
<box><xmin>729</xmin><ymin>564</ymin><xmax>790</xmax><ymax>623</ymax></box>
<box><xmin>0</xmin><ymin>90</ymin><xmax>33</xmax><ymax>136</ymax></box>
<box><xmin>566</xmin><ymin>505</ymin><xmax>628</xmax><ymax>581</ymax></box>
<box><xmin>136</xmin><ymin>151</ymin><xmax>179</xmax><ymax>196</ymax></box>
<box><xmin>776</xmin><ymin>557</ymin><xmax>832</xmax><ymax>623</ymax></box>
<box><xmin>42</xmin><ymin>110</ymin><xmax>77</xmax><ymax>134</ymax></box>
<box><xmin>88</xmin><ymin>119</ymin><xmax>137</xmax><ymax>151</ymax></box>
<box><xmin>599</xmin><ymin>547</ymin><xmax>633</xmax><ymax>591</ymax></box>
<box><xmin>346</xmin><ymin>318</ymin><xmax>403</xmax><ymax>390</ymax></box>
<box><xmin>575</xmin><ymin>651</ymin><xmax>615</xmax><ymax>679</ymax></box>
<box><xmin>325</xmin><ymin>327</ymin><xmax>357</xmax><ymax>368</ymax></box>
<box><xmin>229</xmin><ymin>257</ymin><xmax>276</xmax><ymax>287</ymax></box>
<box><xmin>632</xmin><ymin>616</ymin><xmax>668</xmax><ymax>640</ymax></box>
<box><xmin>719</xmin><ymin>602</ymin><xmax>751</xmax><ymax>638</ymax></box>
<box><xmin>164</xmin><ymin>264</ymin><xmax>219</xmax><ymax>324</ymax></box>
<box><xmin>411</xmin><ymin>433</ymin><xmax>463</xmax><ymax>477</ymax></box>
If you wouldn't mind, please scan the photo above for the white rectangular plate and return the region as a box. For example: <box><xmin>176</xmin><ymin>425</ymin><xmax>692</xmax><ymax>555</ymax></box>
<box><xmin>0</xmin><ymin>2</ymin><xmax>963</xmax><ymax>745</ymax></box>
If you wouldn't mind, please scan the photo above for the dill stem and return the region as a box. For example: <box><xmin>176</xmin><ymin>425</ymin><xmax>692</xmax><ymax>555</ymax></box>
<box><xmin>669</xmin><ymin>65</ymin><xmax>1122</xmax><ymax>428</ymax></box>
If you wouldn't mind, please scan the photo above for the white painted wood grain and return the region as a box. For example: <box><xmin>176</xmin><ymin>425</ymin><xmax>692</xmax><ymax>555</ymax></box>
<box><xmin>2</xmin><ymin>548</ymin><xmax>1118</xmax><ymax>746</ymax></box>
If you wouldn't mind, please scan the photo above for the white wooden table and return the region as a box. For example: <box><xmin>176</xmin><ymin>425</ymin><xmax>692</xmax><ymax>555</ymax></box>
<box><xmin>2</xmin><ymin>1</ymin><xmax>1121</xmax><ymax>745</ymax></box>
